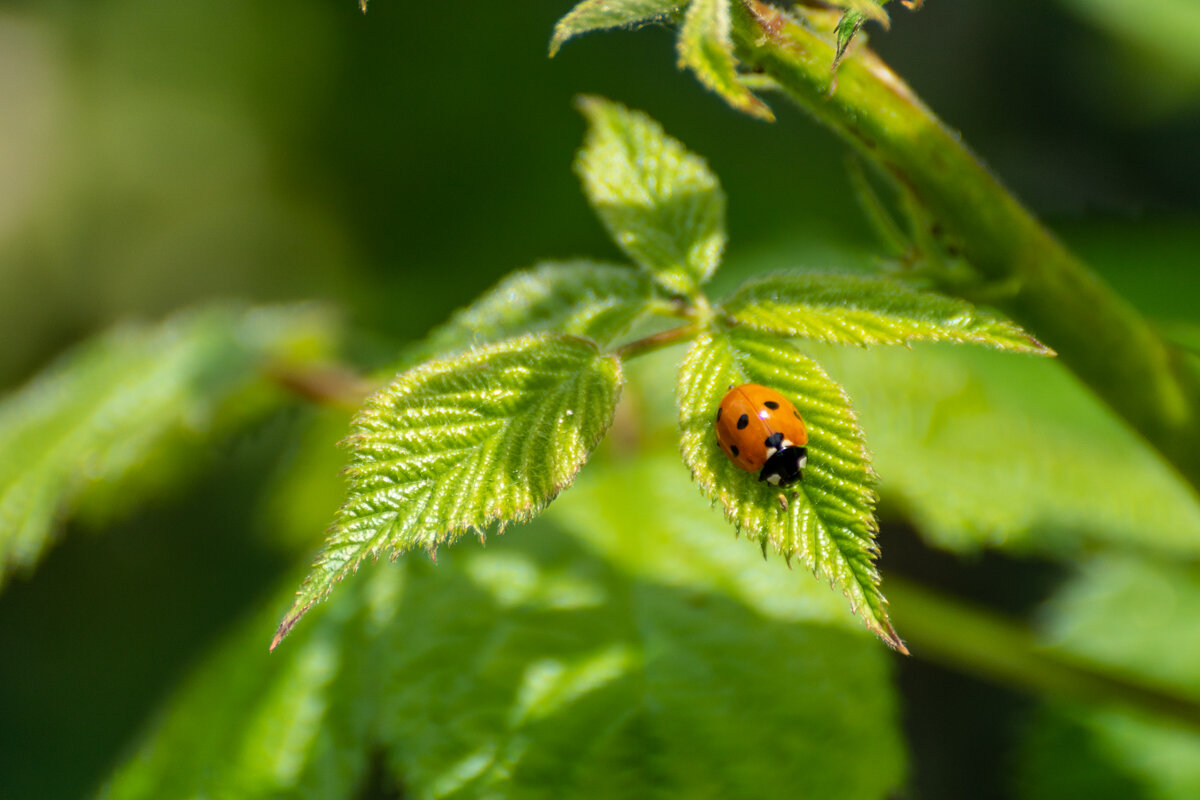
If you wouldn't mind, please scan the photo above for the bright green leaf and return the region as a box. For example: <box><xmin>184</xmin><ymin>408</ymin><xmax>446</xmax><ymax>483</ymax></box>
<box><xmin>549</xmin><ymin>0</ymin><xmax>683</xmax><ymax>57</ymax></box>
<box><xmin>722</xmin><ymin>272</ymin><xmax>1051</xmax><ymax>353</ymax></box>
<box><xmin>813</xmin><ymin>343</ymin><xmax>1200</xmax><ymax>557</ymax></box>
<box><xmin>0</xmin><ymin>304</ymin><xmax>334</xmax><ymax>587</ymax></box>
<box><xmin>415</xmin><ymin>261</ymin><xmax>657</xmax><ymax>362</ymax></box>
<box><xmin>272</xmin><ymin>334</ymin><xmax>623</xmax><ymax>648</ymax></box>
<box><xmin>678</xmin><ymin>0</ymin><xmax>774</xmax><ymax>121</ymax></box>
<box><xmin>575</xmin><ymin>95</ymin><xmax>727</xmax><ymax>297</ymax></box>
<box><xmin>677</xmin><ymin>328</ymin><xmax>905</xmax><ymax>651</ymax></box>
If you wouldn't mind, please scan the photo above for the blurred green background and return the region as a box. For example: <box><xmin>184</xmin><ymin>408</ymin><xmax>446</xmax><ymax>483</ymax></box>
<box><xmin>0</xmin><ymin>0</ymin><xmax>1197</xmax><ymax>797</ymax></box>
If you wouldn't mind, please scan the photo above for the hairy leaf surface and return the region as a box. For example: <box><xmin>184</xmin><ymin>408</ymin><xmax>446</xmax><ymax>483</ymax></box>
<box><xmin>723</xmin><ymin>272</ymin><xmax>1050</xmax><ymax>352</ymax></box>
<box><xmin>575</xmin><ymin>95</ymin><xmax>726</xmax><ymax>297</ymax></box>
<box><xmin>677</xmin><ymin>328</ymin><xmax>904</xmax><ymax>650</ymax></box>
<box><xmin>0</xmin><ymin>305</ymin><xmax>332</xmax><ymax>586</ymax></box>
<box><xmin>416</xmin><ymin>261</ymin><xmax>656</xmax><ymax>361</ymax></box>
<box><xmin>273</xmin><ymin>334</ymin><xmax>623</xmax><ymax>648</ymax></box>
<box><xmin>549</xmin><ymin>0</ymin><xmax>683</xmax><ymax>56</ymax></box>
<box><xmin>678</xmin><ymin>0</ymin><xmax>773</xmax><ymax>120</ymax></box>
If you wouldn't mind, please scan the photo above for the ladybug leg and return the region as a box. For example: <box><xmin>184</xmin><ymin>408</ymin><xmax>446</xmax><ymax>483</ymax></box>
<box><xmin>776</xmin><ymin>493</ymin><xmax>788</xmax><ymax>512</ymax></box>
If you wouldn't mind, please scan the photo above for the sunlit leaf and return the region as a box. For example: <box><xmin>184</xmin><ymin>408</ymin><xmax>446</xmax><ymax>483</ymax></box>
<box><xmin>677</xmin><ymin>328</ymin><xmax>904</xmax><ymax>651</ymax></box>
<box><xmin>272</xmin><ymin>334</ymin><xmax>623</xmax><ymax>648</ymax></box>
<box><xmin>812</xmin><ymin>343</ymin><xmax>1200</xmax><ymax>557</ymax></box>
<box><xmin>678</xmin><ymin>0</ymin><xmax>774</xmax><ymax>120</ymax></box>
<box><xmin>415</xmin><ymin>261</ymin><xmax>657</xmax><ymax>361</ymax></box>
<box><xmin>575</xmin><ymin>95</ymin><xmax>727</xmax><ymax>297</ymax></box>
<box><xmin>0</xmin><ymin>304</ymin><xmax>334</xmax><ymax>587</ymax></box>
<box><xmin>722</xmin><ymin>272</ymin><xmax>1051</xmax><ymax>353</ymax></box>
<box><xmin>549</xmin><ymin>0</ymin><xmax>683</xmax><ymax>57</ymax></box>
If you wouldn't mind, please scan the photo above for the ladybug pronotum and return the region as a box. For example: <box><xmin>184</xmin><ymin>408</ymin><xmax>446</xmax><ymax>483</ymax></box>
<box><xmin>714</xmin><ymin>383</ymin><xmax>809</xmax><ymax>486</ymax></box>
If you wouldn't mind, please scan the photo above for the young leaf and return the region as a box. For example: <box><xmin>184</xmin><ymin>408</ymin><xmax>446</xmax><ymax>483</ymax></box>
<box><xmin>549</xmin><ymin>0</ymin><xmax>683</xmax><ymax>57</ymax></box>
<box><xmin>678</xmin><ymin>0</ymin><xmax>774</xmax><ymax>121</ymax></box>
<box><xmin>272</xmin><ymin>334</ymin><xmax>623</xmax><ymax>649</ymax></box>
<box><xmin>722</xmin><ymin>272</ymin><xmax>1051</xmax><ymax>353</ymax></box>
<box><xmin>415</xmin><ymin>261</ymin><xmax>657</xmax><ymax>362</ymax></box>
<box><xmin>575</xmin><ymin>95</ymin><xmax>727</xmax><ymax>297</ymax></box>
<box><xmin>0</xmin><ymin>304</ymin><xmax>333</xmax><ymax>587</ymax></box>
<box><xmin>677</xmin><ymin>327</ymin><xmax>906</xmax><ymax>651</ymax></box>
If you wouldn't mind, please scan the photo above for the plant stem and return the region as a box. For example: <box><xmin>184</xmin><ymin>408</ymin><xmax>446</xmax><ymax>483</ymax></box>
<box><xmin>886</xmin><ymin>577</ymin><xmax>1200</xmax><ymax>730</ymax></box>
<box><xmin>615</xmin><ymin>322</ymin><xmax>704</xmax><ymax>360</ymax></box>
<box><xmin>731</xmin><ymin>0</ymin><xmax>1200</xmax><ymax>493</ymax></box>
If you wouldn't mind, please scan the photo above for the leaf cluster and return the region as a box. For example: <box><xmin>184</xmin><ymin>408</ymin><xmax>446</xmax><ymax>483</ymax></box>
<box><xmin>550</xmin><ymin>0</ymin><xmax>922</xmax><ymax>118</ymax></box>
<box><xmin>272</xmin><ymin>96</ymin><xmax>1048</xmax><ymax>651</ymax></box>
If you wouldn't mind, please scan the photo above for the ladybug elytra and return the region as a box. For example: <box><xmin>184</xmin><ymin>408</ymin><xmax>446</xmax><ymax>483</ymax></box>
<box><xmin>714</xmin><ymin>383</ymin><xmax>809</xmax><ymax>486</ymax></box>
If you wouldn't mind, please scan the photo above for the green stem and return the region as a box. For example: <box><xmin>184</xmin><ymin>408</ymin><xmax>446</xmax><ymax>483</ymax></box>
<box><xmin>615</xmin><ymin>322</ymin><xmax>704</xmax><ymax>360</ymax></box>
<box><xmin>731</xmin><ymin>0</ymin><xmax>1200</xmax><ymax>493</ymax></box>
<box><xmin>886</xmin><ymin>577</ymin><xmax>1200</xmax><ymax>730</ymax></box>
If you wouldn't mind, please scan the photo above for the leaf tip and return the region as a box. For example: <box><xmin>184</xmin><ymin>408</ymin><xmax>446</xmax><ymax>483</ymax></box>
<box><xmin>270</xmin><ymin>603</ymin><xmax>311</xmax><ymax>652</ymax></box>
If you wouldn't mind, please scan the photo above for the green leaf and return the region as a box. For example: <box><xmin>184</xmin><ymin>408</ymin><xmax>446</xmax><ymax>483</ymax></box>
<box><xmin>272</xmin><ymin>334</ymin><xmax>623</xmax><ymax>649</ymax></box>
<box><xmin>415</xmin><ymin>261</ymin><xmax>657</xmax><ymax>362</ymax></box>
<box><xmin>575</xmin><ymin>95</ymin><xmax>727</xmax><ymax>297</ymax></box>
<box><xmin>722</xmin><ymin>272</ymin><xmax>1051</xmax><ymax>353</ymax></box>
<box><xmin>677</xmin><ymin>327</ymin><xmax>905</xmax><ymax>651</ymax></box>
<box><xmin>678</xmin><ymin>0</ymin><xmax>774</xmax><ymax>121</ymax></box>
<box><xmin>834</xmin><ymin>11</ymin><xmax>869</xmax><ymax>64</ymax></box>
<box><xmin>812</xmin><ymin>343</ymin><xmax>1200</xmax><ymax>558</ymax></box>
<box><xmin>549</xmin><ymin>0</ymin><xmax>683</xmax><ymax>57</ymax></box>
<box><xmin>0</xmin><ymin>304</ymin><xmax>333</xmax><ymax>587</ymax></box>
<box><xmin>107</xmin><ymin>509</ymin><xmax>904</xmax><ymax>799</ymax></box>
<box><xmin>1019</xmin><ymin>555</ymin><xmax>1200</xmax><ymax>800</ymax></box>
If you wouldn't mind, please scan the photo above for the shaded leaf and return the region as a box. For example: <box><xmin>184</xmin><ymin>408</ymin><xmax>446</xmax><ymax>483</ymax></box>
<box><xmin>273</xmin><ymin>334</ymin><xmax>623</xmax><ymax>648</ymax></box>
<box><xmin>107</xmin><ymin>511</ymin><xmax>904</xmax><ymax>799</ymax></box>
<box><xmin>677</xmin><ymin>327</ymin><xmax>904</xmax><ymax>651</ymax></box>
<box><xmin>722</xmin><ymin>272</ymin><xmax>1051</xmax><ymax>353</ymax></box>
<box><xmin>0</xmin><ymin>304</ymin><xmax>334</xmax><ymax>587</ymax></box>
<box><xmin>549</xmin><ymin>0</ymin><xmax>684</xmax><ymax>57</ymax></box>
<box><xmin>415</xmin><ymin>261</ymin><xmax>657</xmax><ymax>362</ymax></box>
<box><xmin>678</xmin><ymin>0</ymin><xmax>774</xmax><ymax>120</ymax></box>
<box><xmin>575</xmin><ymin>95</ymin><xmax>727</xmax><ymax>297</ymax></box>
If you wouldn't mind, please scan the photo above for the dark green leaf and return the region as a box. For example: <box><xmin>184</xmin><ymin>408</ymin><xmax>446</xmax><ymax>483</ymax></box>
<box><xmin>272</xmin><ymin>334</ymin><xmax>623</xmax><ymax>648</ymax></box>
<box><xmin>722</xmin><ymin>272</ymin><xmax>1051</xmax><ymax>352</ymax></box>
<box><xmin>677</xmin><ymin>327</ymin><xmax>905</xmax><ymax>651</ymax></box>
<box><xmin>549</xmin><ymin>0</ymin><xmax>684</xmax><ymax>57</ymax></box>
<box><xmin>575</xmin><ymin>95</ymin><xmax>727</xmax><ymax>297</ymax></box>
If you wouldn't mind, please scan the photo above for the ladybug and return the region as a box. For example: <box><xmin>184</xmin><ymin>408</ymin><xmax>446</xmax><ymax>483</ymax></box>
<box><xmin>714</xmin><ymin>383</ymin><xmax>809</xmax><ymax>486</ymax></box>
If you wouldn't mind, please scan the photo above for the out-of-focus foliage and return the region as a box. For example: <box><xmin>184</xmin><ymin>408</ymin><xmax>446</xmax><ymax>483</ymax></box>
<box><xmin>0</xmin><ymin>304</ymin><xmax>335</xmax><ymax>586</ymax></box>
<box><xmin>1017</xmin><ymin>556</ymin><xmax>1200</xmax><ymax>800</ymax></box>
<box><xmin>102</xmin><ymin>462</ymin><xmax>906</xmax><ymax>800</ymax></box>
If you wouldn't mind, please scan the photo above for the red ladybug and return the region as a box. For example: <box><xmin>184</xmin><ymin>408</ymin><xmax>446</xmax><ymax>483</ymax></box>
<box><xmin>714</xmin><ymin>384</ymin><xmax>809</xmax><ymax>486</ymax></box>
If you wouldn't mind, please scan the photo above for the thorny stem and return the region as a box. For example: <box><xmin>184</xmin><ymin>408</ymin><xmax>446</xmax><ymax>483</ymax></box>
<box><xmin>731</xmin><ymin>0</ymin><xmax>1200</xmax><ymax>494</ymax></box>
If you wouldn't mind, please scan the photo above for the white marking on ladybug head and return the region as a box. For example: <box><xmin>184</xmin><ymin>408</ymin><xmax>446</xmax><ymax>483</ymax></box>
<box><xmin>766</xmin><ymin>473</ymin><xmax>781</xmax><ymax>486</ymax></box>
<box><xmin>798</xmin><ymin>454</ymin><xmax>808</xmax><ymax>468</ymax></box>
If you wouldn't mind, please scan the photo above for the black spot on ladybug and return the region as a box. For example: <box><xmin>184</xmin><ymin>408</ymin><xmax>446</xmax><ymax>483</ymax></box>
<box><xmin>764</xmin><ymin>432</ymin><xmax>783</xmax><ymax>450</ymax></box>
<box><xmin>736</xmin><ymin>414</ymin><xmax>749</xmax><ymax>430</ymax></box>
<box><xmin>730</xmin><ymin>445</ymin><xmax>740</xmax><ymax>458</ymax></box>
<box><xmin>716</xmin><ymin>406</ymin><xmax>722</xmax><ymax>421</ymax></box>
<box><xmin>763</xmin><ymin>400</ymin><xmax>779</xmax><ymax>410</ymax></box>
